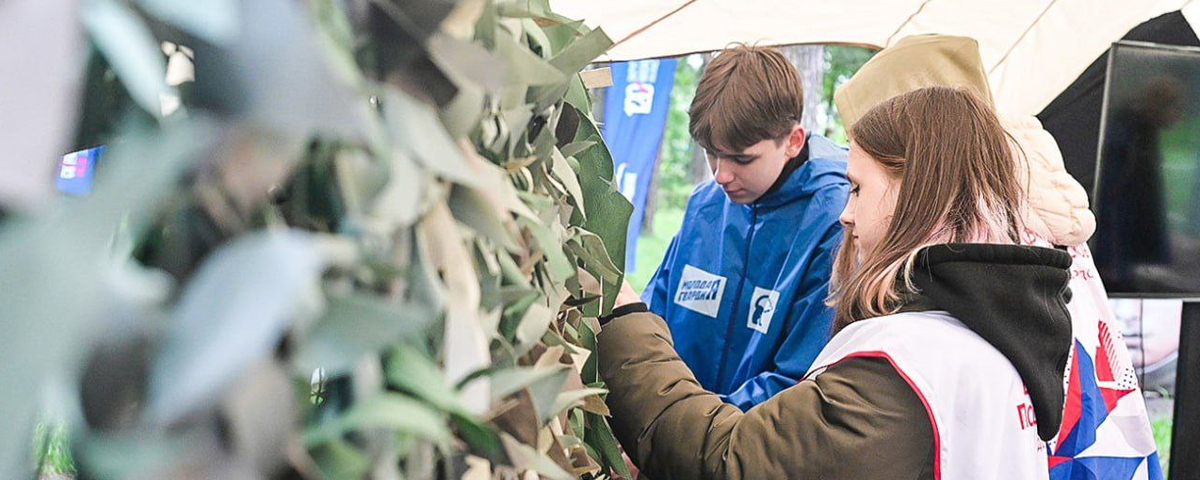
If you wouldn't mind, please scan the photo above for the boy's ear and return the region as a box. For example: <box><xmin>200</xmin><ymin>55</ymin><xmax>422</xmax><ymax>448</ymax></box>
<box><xmin>788</xmin><ymin>124</ymin><xmax>807</xmax><ymax>157</ymax></box>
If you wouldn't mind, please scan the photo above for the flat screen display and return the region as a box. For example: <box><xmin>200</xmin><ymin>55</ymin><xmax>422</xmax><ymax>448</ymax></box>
<box><xmin>1093</xmin><ymin>41</ymin><xmax>1200</xmax><ymax>296</ymax></box>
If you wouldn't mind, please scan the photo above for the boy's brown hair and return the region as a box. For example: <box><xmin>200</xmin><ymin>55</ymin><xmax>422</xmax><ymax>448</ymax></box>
<box><xmin>689</xmin><ymin>45</ymin><xmax>805</xmax><ymax>153</ymax></box>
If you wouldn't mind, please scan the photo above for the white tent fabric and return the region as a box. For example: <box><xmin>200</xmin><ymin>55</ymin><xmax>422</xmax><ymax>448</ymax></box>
<box><xmin>550</xmin><ymin>0</ymin><xmax>1199</xmax><ymax>116</ymax></box>
<box><xmin>1184</xmin><ymin>0</ymin><xmax>1200</xmax><ymax>32</ymax></box>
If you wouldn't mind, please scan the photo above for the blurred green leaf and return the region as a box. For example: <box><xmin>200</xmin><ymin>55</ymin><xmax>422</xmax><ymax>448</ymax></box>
<box><xmin>567</xmin><ymin>230</ymin><xmax>622</xmax><ymax>285</ymax></box>
<box><xmin>451</xmin><ymin>413</ymin><xmax>507</xmax><ymax>463</ymax></box>
<box><xmin>0</xmin><ymin>119</ymin><xmax>212</xmax><ymax>478</ymax></box>
<box><xmin>221</xmin><ymin>359</ymin><xmax>294</xmax><ymax>475</ymax></box>
<box><xmin>311</xmin><ymin>439</ymin><xmax>370</xmax><ymax>480</ymax></box>
<box><xmin>570</xmin><ymin>409</ymin><xmax>586</xmax><ymax>440</ymax></box>
<box><xmin>190</xmin><ymin>0</ymin><xmax>373</xmax><ymax>139</ymax></box>
<box><xmin>517</xmin><ymin>191</ymin><xmax>555</xmax><ymax>212</ymax></box>
<box><xmin>304</xmin><ymin>392</ymin><xmax>451</xmax><ymax>446</ymax></box>
<box><xmin>428</xmin><ymin>32</ymin><xmax>506</xmax><ymax>94</ymax></box>
<box><xmin>370</xmin><ymin>0</ymin><xmax>456</xmax><ymax>43</ymax></box>
<box><xmin>385</xmin><ymin>344</ymin><xmax>469</xmax><ymax>415</ymax></box>
<box><xmin>541</xmin><ymin>20</ymin><xmax>590</xmax><ymax>56</ymax></box>
<box><xmin>367</xmin><ymin>150</ymin><xmax>424</xmax><ymax>231</ymax></box>
<box><xmin>441</xmin><ymin>78</ymin><xmax>487</xmax><ymax>138</ymax></box>
<box><xmin>518</xmin><ymin>216</ymin><xmax>574</xmax><ymax>283</ymax></box>
<box><xmin>75</xmin><ymin>432</ymin><xmax>191</xmax><ymax>480</ymax></box>
<box><xmin>449</xmin><ymin>184</ymin><xmax>519</xmax><ymax>251</ymax></box>
<box><xmin>522</xmin><ymin>18</ymin><xmax>554</xmax><ymax>57</ymax></box>
<box><xmin>83</xmin><ymin>0</ymin><xmax>174</xmax><ymax>116</ymax></box>
<box><xmin>494</xmin><ymin>27</ymin><xmax>566</xmax><ymax>87</ymax></box>
<box><xmin>137</xmin><ymin>0</ymin><xmax>238</xmax><ymax>44</ymax></box>
<box><xmin>528</xmin><ymin>26</ymin><xmax>610</xmax><ymax>109</ymax></box>
<box><xmin>421</xmin><ymin>202</ymin><xmax>492</xmax><ymax>416</ymax></box>
<box><xmin>551</xmin><ymin>148</ymin><xmax>586</xmax><ymax>219</ymax></box>
<box><xmin>548</xmin><ymin>28</ymin><xmax>612</xmax><ymax>75</ymax></box>
<box><xmin>571</xmin><ymin>108</ymin><xmax>632</xmax><ymax>315</ymax></box>
<box><xmin>501</xmin><ymin>435</ymin><xmax>574</xmax><ymax>480</ymax></box>
<box><xmin>502</xmin><ymin>107</ymin><xmax>535</xmax><ymax>158</ymax></box>
<box><xmin>490</xmin><ymin>366</ymin><xmax>567</xmax><ymax>402</ymax></box>
<box><xmin>293</xmin><ymin>294</ymin><xmax>436</xmax><ymax>375</ymax></box>
<box><xmin>149</xmin><ymin>230</ymin><xmax>327</xmax><ymax>424</ymax></box>
<box><xmin>528</xmin><ymin>367</ymin><xmax>569</xmax><ymax>426</ymax></box>
<box><xmin>500</xmin><ymin>289</ymin><xmax>541</xmax><ymax>340</ymax></box>
<box><xmin>549</xmin><ymin>388</ymin><xmax>607</xmax><ymax>422</ymax></box>
<box><xmin>333</xmin><ymin>147</ymin><xmax>389</xmax><ymax>218</ymax></box>
<box><xmin>515</xmin><ymin>302</ymin><xmax>554</xmax><ymax>350</ymax></box>
<box><xmin>585</xmin><ymin>413</ymin><xmax>630</xmax><ymax>478</ymax></box>
<box><xmin>578</xmin><ymin>318</ymin><xmax>599</xmax><ymax>384</ymax></box>
<box><xmin>521</xmin><ymin>0</ymin><xmax>553</xmax><ymax>16</ymax></box>
<box><xmin>311</xmin><ymin>0</ymin><xmax>356</xmax><ymax>52</ymax></box>
<box><xmin>559</xmin><ymin>140</ymin><xmax>595</xmax><ymax>159</ymax></box>
<box><xmin>563</xmin><ymin>73</ymin><xmax>592</xmax><ymax>114</ymax></box>
<box><xmin>496</xmin><ymin>251</ymin><xmax>532</xmax><ymax>288</ymax></box>
<box><xmin>384</xmin><ymin>88</ymin><xmax>478</xmax><ymax>186</ymax></box>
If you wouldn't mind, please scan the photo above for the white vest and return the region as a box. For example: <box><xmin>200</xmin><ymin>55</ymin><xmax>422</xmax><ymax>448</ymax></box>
<box><xmin>804</xmin><ymin>311</ymin><xmax>1050</xmax><ymax>480</ymax></box>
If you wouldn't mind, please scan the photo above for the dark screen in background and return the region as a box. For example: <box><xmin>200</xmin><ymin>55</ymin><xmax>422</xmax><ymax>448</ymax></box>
<box><xmin>1093</xmin><ymin>42</ymin><xmax>1200</xmax><ymax>296</ymax></box>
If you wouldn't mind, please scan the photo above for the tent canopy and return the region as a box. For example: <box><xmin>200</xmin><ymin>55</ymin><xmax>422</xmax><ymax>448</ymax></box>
<box><xmin>551</xmin><ymin>0</ymin><xmax>1200</xmax><ymax>116</ymax></box>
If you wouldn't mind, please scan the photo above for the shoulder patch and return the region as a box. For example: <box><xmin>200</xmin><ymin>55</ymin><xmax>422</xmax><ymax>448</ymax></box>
<box><xmin>674</xmin><ymin>265</ymin><xmax>726</xmax><ymax>318</ymax></box>
<box><xmin>747</xmin><ymin>286</ymin><xmax>780</xmax><ymax>334</ymax></box>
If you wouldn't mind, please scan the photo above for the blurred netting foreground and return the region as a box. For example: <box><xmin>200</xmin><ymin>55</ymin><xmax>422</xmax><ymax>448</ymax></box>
<box><xmin>2</xmin><ymin>0</ymin><xmax>635</xmax><ymax>479</ymax></box>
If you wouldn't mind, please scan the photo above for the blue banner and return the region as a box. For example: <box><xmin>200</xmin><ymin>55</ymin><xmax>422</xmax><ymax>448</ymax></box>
<box><xmin>602</xmin><ymin>58</ymin><xmax>677</xmax><ymax>272</ymax></box>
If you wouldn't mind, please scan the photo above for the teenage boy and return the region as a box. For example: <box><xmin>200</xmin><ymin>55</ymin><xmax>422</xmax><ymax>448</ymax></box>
<box><xmin>641</xmin><ymin>45</ymin><xmax>849</xmax><ymax>410</ymax></box>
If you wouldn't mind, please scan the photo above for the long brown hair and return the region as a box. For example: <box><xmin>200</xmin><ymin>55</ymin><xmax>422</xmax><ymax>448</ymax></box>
<box><xmin>829</xmin><ymin>87</ymin><xmax>1025</xmax><ymax>332</ymax></box>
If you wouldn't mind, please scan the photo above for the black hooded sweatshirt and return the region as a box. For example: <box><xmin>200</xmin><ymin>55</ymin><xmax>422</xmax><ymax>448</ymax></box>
<box><xmin>902</xmin><ymin>243</ymin><xmax>1074</xmax><ymax>441</ymax></box>
<box><xmin>596</xmin><ymin>243</ymin><xmax>1074</xmax><ymax>480</ymax></box>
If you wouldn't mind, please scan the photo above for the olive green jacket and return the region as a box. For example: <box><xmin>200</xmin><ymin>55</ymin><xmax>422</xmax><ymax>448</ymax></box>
<box><xmin>598</xmin><ymin>311</ymin><xmax>934</xmax><ymax>480</ymax></box>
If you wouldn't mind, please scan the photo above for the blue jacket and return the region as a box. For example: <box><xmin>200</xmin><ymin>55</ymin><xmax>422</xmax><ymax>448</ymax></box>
<box><xmin>642</xmin><ymin>134</ymin><xmax>849</xmax><ymax>410</ymax></box>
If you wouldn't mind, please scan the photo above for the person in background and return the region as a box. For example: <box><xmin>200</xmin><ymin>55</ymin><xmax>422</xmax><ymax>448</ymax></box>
<box><xmin>638</xmin><ymin>45</ymin><xmax>849</xmax><ymax>410</ymax></box>
<box><xmin>834</xmin><ymin>34</ymin><xmax>1163</xmax><ymax>479</ymax></box>
<box><xmin>599</xmin><ymin>86</ymin><xmax>1072</xmax><ymax>480</ymax></box>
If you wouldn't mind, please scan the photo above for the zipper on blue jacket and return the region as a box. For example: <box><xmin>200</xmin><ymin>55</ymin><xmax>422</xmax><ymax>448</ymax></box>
<box><xmin>715</xmin><ymin>203</ymin><xmax>757</xmax><ymax>391</ymax></box>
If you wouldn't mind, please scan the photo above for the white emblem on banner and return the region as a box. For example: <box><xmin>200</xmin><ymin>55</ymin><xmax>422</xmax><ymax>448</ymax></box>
<box><xmin>674</xmin><ymin>265</ymin><xmax>726</xmax><ymax>318</ymax></box>
<box><xmin>747</xmin><ymin>286</ymin><xmax>780</xmax><ymax>334</ymax></box>
<box><xmin>613</xmin><ymin>163</ymin><xmax>638</xmax><ymax>201</ymax></box>
<box><xmin>623</xmin><ymin>59</ymin><xmax>661</xmax><ymax>116</ymax></box>
<box><xmin>624</xmin><ymin>82</ymin><xmax>655</xmax><ymax>116</ymax></box>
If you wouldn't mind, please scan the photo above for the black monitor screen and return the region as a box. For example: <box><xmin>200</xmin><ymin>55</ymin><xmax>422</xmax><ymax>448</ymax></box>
<box><xmin>1093</xmin><ymin>41</ymin><xmax>1200</xmax><ymax>296</ymax></box>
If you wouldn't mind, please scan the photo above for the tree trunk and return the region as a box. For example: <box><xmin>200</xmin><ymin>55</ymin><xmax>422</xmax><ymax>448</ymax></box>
<box><xmin>642</xmin><ymin>149</ymin><xmax>661</xmax><ymax>235</ymax></box>
<box><xmin>779</xmin><ymin>45</ymin><xmax>826</xmax><ymax>134</ymax></box>
<box><xmin>591</xmin><ymin>71</ymin><xmax>606</xmax><ymax>123</ymax></box>
<box><xmin>688</xmin><ymin>54</ymin><xmax>712</xmax><ymax>185</ymax></box>
<box><xmin>689</xmin><ymin>138</ymin><xmax>709</xmax><ymax>185</ymax></box>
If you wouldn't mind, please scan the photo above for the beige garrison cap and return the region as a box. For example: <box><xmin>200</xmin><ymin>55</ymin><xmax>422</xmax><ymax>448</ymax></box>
<box><xmin>834</xmin><ymin>35</ymin><xmax>993</xmax><ymax>129</ymax></box>
<box><xmin>832</xmin><ymin>34</ymin><xmax>1096</xmax><ymax>245</ymax></box>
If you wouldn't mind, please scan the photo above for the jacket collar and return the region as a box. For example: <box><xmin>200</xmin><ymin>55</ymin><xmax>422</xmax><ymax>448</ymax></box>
<box><xmin>750</xmin><ymin>134</ymin><xmax>846</xmax><ymax>210</ymax></box>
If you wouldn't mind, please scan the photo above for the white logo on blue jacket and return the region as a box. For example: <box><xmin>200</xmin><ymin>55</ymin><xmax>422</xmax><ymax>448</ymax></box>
<box><xmin>674</xmin><ymin>265</ymin><xmax>726</xmax><ymax>318</ymax></box>
<box><xmin>747</xmin><ymin>286</ymin><xmax>780</xmax><ymax>334</ymax></box>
